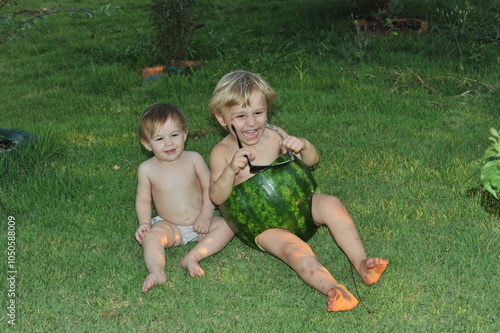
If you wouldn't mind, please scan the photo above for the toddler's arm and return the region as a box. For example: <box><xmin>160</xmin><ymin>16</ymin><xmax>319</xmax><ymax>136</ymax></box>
<box><xmin>192</xmin><ymin>153</ymin><xmax>215</xmax><ymax>234</ymax></box>
<box><xmin>135</xmin><ymin>222</ymin><xmax>151</xmax><ymax>244</ymax></box>
<box><xmin>192</xmin><ymin>213</ymin><xmax>211</xmax><ymax>234</ymax></box>
<box><xmin>135</xmin><ymin>163</ymin><xmax>153</xmax><ymax>242</ymax></box>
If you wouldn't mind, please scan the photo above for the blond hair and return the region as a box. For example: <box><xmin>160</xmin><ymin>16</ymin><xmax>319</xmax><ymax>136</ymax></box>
<box><xmin>209</xmin><ymin>70</ymin><xmax>277</xmax><ymax>116</ymax></box>
<box><xmin>138</xmin><ymin>103</ymin><xmax>188</xmax><ymax>141</ymax></box>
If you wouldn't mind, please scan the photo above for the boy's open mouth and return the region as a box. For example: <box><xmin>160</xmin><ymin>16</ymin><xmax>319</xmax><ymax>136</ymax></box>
<box><xmin>242</xmin><ymin>129</ymin><xmax>259</xmax><ymax>141</ymax></box>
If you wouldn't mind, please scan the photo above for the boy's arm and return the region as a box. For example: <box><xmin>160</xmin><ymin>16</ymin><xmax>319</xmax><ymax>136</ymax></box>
<box><xmin>209</xmin><ymin>144</ymin><xmax>249</xmax><ymax>205</ymax></box>
<box><xmin>287</xmin><ymin>137</ymin><xmax>319</xmax><ymax>166</ymax></box>
<box><xmin>279</xmin><ymin>127</ymin><xmax>319</xmax><ymax>167</ymax></box>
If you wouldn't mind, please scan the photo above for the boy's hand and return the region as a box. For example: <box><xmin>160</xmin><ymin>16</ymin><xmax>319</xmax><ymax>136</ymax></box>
<box><xmin>192</xmin><ymin>213</ymin><xmax>211</xmax><ymax>234</ymax></box>
<box><xmin>229</xmin><ymin>148</ymin><xmax>254</xmax><ymax>173</ymax></box>
<box><xmin>282</xmin><ymin>136</ymin><xmax>305</xmax><ymax>154</ymax></box>
<box><xmin>135</xmin><ymin>223</ymin><xmax>151</xmax><ymax>244</ymax></box>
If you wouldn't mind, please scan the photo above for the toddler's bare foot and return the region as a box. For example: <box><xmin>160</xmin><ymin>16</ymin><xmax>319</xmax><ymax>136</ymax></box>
<box><xmin>181</xmin><ymin>254</ymin><xmax>205</xmax><ymax>277</ymax></box>
<box><xmin>326</xmin><ymin>286</ymin><xmax>359</xmax><ymax>312</ymax></box>
<box><xmin>141</xmin><ymin>272</ymin><xmax>167</xmax><ymax>293</ymax></box>
<box><xmin>359</xmin><ymin>257</ymin><xmax>389</xmax><ymax>286</ymax></box>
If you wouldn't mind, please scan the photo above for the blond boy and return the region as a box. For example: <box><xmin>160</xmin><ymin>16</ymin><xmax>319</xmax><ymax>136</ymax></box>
<box><xmin>208</xmin><ymin>71</ymin><xmax>388</xmax><ymax>311</ymax></box>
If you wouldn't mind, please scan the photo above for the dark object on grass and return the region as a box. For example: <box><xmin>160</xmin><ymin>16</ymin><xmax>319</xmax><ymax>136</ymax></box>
<box><xmin>354</xmin><ymin>0</ymin><xmax>428</xmax><ymax>35</ymax></box>
<box><xmin>0</xmin><ymin>128</ymin><xmax>34</xmax><ymax>158</ymax></box>
<box><xmin>141</xmin><ymin>61</ymin><xmax>201</xmax><ymax>81</ymax></box>
<box><xmin>355</xmin><ymin>18</ymin><xmax>428</xmax><ymax>35</ymax></box>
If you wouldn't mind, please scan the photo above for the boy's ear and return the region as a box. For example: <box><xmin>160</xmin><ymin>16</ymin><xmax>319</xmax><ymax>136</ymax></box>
<box><xmin>183</xmin><ymin>129</ymin><xmax>188</xmax><ymax>142</ymax></box>
<box><xmin>215</xmin><ymin>112</ymin><xmax>228</xmax><ymax>128</ymax></box>
<box><xmin>141</xmin><ymin>139</ymin><xmax>152</xmax><ymax>151</ymax></box>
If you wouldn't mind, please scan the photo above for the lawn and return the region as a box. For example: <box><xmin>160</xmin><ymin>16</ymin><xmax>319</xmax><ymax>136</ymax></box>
<box><xmin>1</xmin><ymin>0</ymin><xmax>499</xmax><ymax>332</ymax></box>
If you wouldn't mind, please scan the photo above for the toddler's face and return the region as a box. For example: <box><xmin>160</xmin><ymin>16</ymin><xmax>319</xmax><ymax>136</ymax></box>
<box><xmin>141</xmin><ymin>119</ymin><xmax>187</xmax><ymax>162</ymax></box>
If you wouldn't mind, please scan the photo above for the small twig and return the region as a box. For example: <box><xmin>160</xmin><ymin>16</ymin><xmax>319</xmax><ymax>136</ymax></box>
<box><xmin>2</xmin><ymin>9</ymin><xmax>56</xmax><ymax>42</ymax></box>
<box><xmin>461</xmin><ymin>77</ymin><xmax>499</xmax><ymax>91</ymax></box>
<box><xmin>458</xmin><ymin>90</ymin><xmax>479</xmax><ymax>97</ymax></box>
<box><xmin>390</xmin><ymin>68</ymin><xmax>498</xmax><ymax>97</ymax></box>
<box><xmin>1</xmin><ymin>0</ymin><xmax>10</xmax><ymax>11</ymax></box>
<box><xmin>2</xmin><ymin>4</ymin><xmax>116</xmax><ymax>44</ymax></box>
<box><xmin>406</xmin><ymin>67</ymin><xmax>441</xmax><ymax>95</ymax></box>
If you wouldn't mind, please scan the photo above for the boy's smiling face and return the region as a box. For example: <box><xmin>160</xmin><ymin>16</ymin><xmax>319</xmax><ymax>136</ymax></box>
<box><xmin>141</xmin><ymin>119</ymin><xmax>187</xmax><ymax>163</ymax></box>
<box><xmin>215</xmin><ymin>90</ymin><xmax>268</xmax><ymax>147</ymax></box>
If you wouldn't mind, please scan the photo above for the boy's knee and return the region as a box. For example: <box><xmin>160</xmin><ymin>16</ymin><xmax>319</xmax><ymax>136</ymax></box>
<box><xmin>325</xmin><ymin>194</ymin><xmax>342</xmax><ymax>207</ymax></box>
<box><xmin>321</xmin><ymin>195</ymin><xmax>348</xmax><ymax>215</ymax></box>
<box><xmin>284</xmin><ymin>246</ymin><xmax>319</xmax><ymax>275</ymax></box>
<box><xmin>282</xmin><ymin>241</ymin><xmax>312</xmax><ymax>261</ymax></box>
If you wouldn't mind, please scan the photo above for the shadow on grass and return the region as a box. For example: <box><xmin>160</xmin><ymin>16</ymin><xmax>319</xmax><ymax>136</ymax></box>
<box><xmin>467</xmin><ymin>187</ymin><xmax>500</xmax><ymax>217</ymax></box>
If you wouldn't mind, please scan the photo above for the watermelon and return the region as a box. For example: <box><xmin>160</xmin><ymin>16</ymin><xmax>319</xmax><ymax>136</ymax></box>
<box><xmin>219</xmin><ymin>154</ymin><xmax>318</xmax><ymax>251</ymax></box>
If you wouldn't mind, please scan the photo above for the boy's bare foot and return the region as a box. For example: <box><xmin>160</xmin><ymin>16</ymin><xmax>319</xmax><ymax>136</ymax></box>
<box><xmin>326</xmin><ymin>286</ymin><xmax>359</xmax><ymax>312</ymax></box>
<box><xmin>142</xmin><ymin>271</ymin><xmax>167</xmax><ymax>293</ymax></box>
<box><xmin>359</xmin><ymin>257</ymin><xmax>389</xmax><ymax>286</ymax></box>
<box><xmin>181</xmin><ymin>254</ymin><xmax>205</xmax><ymax>277</ymax></box>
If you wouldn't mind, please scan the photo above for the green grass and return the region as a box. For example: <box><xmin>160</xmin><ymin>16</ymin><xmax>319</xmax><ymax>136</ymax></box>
<box><xmin>1</xmin><ymin>0</ymin><xmax>499</xmax><ymax>331</ymax></box>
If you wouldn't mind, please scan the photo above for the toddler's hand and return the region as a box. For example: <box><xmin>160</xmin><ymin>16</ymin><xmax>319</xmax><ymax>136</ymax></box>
<box><xmin>192</xmin><ymin>213</ymin><xmax>211</xmax><ymax>234</ymax></box>
<box><xmin>282</xmin><ymin>136</ymin><xmax>305</xmax><ymax>154</ymax></box>
<box><xmin>135</xmin><ymin>223</ymin><xmax>151</xmax><ymax>244</ymax></box>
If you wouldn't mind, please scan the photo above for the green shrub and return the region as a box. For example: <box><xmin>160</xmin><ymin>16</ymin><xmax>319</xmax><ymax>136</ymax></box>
<box><xmin>470</xmin><ymin>128</ymin><xmax>500</xmax><ymax>199</ymax></box>
<box><xmin>150</xmin><ymin>0</ymin><xmax>198</xmax><ymax>67</ymax></box>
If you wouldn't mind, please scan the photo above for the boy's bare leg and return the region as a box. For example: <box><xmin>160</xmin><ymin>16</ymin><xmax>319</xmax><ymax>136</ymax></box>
<box><xmin>312</xmin><ymin>193</ymin><xmax>389</xmax><ymax>285</ymax></box>
<box><xmin>181</xmin><ymin>216</ymin><xmax>234</xmax><ymax>277</ymax></box>
<box><xmin>141</xmin><ymin>221</ymin><xmax>180</xmax><ymax>292</ymax></box>
<box><xmin>256</xmin><ymin>228</ymin><xmax>359</xmax><ymax>312</ymax></box>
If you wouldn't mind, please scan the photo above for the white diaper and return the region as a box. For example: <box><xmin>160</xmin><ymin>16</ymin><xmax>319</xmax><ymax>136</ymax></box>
<box><xmin>151</xmin><ymin>216</ymin><xmax>198</xmax><ymax>245</ymax></box>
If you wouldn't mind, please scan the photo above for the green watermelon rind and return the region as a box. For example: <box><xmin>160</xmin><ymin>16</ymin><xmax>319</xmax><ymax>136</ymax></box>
<box><xmin>219</xmin><ymin>156</ymin><xmax>318</xmax><ymax>250</ymax></box>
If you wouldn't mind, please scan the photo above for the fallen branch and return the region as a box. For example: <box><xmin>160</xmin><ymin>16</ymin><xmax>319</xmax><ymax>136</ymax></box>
<box><xmin>1</xmin><ymin>2</ymin><xmax>118</xmax><ymax>44</ymax></box>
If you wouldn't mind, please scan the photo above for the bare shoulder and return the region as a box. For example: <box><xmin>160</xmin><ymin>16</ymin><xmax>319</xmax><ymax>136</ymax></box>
<box><xmin>269</xmin><ymin>124</ymin><xmax>290</xmax><ymax>137</ymax></box>
<box><xmin>137</xmin><ymin>157</ymin><xmax>156</xmax><ymax>175</ymax></box>
<box><xmin>211</xmin><ymin>141</ymin><xmax>227</xmax><ymax>155</ymax></box>
<box><xmin>183</xmin><ymin>151</ymin><xmax>209</xmax><ymax>170</ymax></box>
<box><xmin>182</xmin><ymin>150</ymin><xmax>204</xmax><ymax>162</ymax></box>
<box><xmin>210</xmin><ymin>135</ymin><xmax>233</xmax><ymax>158</ymax></box>
<box><xmin>269</xmin><ymin>125</ymin><xmax>310</xmax><ymax>144</ymax></box>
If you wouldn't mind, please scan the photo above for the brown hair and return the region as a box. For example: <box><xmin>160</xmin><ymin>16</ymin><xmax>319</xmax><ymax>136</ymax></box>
<box><xmin>139</xmin><ymin>103</ymin><xmax>188</xmax><ymax>141</ymax></box>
